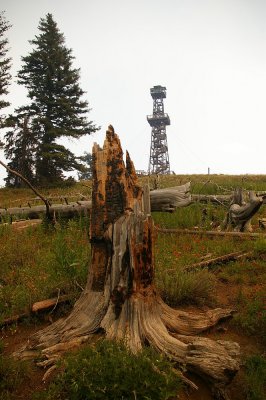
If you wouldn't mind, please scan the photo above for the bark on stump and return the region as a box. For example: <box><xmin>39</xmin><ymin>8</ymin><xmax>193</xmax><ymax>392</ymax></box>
<box><xmin>15</xmin><ymin>126</ymin><xmax>240</xmax><ymax>396</ymax></box>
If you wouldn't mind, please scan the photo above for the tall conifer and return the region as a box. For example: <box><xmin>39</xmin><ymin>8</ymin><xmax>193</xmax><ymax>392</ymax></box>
<box><xmin>15</xmin><ymin>13</ymin><xmax>98</xmax><ymax>185</ymax></box>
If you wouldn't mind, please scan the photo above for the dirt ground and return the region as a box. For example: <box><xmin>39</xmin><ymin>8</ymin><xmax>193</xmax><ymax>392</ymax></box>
<box><xmin>1</xmin><ymin>280</ymin><xmax>264</xmax><ymax>400</ymax></box>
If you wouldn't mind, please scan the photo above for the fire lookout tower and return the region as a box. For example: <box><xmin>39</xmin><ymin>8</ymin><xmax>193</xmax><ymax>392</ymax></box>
<box><xmin>147</xmin><ymin>85</ymin><xmax>170</xmax><ymax>175</ymax></box>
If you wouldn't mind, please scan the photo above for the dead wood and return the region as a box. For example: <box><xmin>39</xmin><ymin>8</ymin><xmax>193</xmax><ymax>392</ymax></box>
<box><xmin>0</xmin><ymin>185</ymin><xmax>191</xmax><ymax>220</ymax></box>
<box><xmin>14</xmin><ymin>126</ymin><xmax>240</xmax><ymax>397</ymax></box>
<box><xmin>259</xmin><ymin>218</ymin><xmax>266</xmax><ymax>229</ymax></box>
<box><xmin>0</xmin><ymin>201</ymin><xmax>92</xmax><ymax>220</ymax></box>
<box><xmin>219</xmin><ymin>188</ymin><xmax>264</xmax><ymax>232</ymax></box>
<box><xmin>158</xmin><ymin>227</ymin><xmax>266</xmax><ymax>239</ymax></box>
<box><xmin>183</xmin><ymin>251</ymin><xmax>252</xmax><ymax>271</ymax></box>
<box><xmin>150</xmin><ymin>182</ymin><xmax>192</xmax><ymax>211</ymax></box>
<box><xmin>31</xmin><ymin>294</ymin><xmax>73</xmax><ymax>313</ymax></box>
<box><xmin>1</xmin><ymin>294</ymin><xmax>74</xmax><ymax>327</ymax></box>
<box><xmin>3</xmin><ymin>219</ymin><xmax>42</xmax><ymax>230</ymax></box>
<box><xmin>0</xmin><ymin>159</ymin><xmax>51</xmax><ymax>219</ymax></box>
<box><xmin>191</xmin><ymin>194</ymin><xmax>231</xmax><ymax>205</ymax></box>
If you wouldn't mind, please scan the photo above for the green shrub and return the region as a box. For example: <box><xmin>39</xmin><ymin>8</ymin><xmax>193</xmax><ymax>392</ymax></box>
<box><xmin>34</xmin><ymin>340</ymin><xmax>182</xmax><ymax>400</ymax></box>
<box><xmin>244</xmin><ymin>355</ymin><xmax>266</xmax><ymax>400</ymax></box>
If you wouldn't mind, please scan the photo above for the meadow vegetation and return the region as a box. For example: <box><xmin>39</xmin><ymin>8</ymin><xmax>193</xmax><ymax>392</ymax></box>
<box><xmin>0</xmin><ymin>174</ymin><xmax>265</xmax><ymax>399</ymax></box>
<box><xmin>32</xmin><ymin>340</ymin><xmax>182</xmax><ymax>400</ymax></box>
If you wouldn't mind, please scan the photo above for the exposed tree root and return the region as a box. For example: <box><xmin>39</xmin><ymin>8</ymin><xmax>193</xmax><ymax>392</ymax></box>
<box><xmin>14</xmin><ymin>287</ymin><xmax>239</xmax><ymax>399</ymax></box>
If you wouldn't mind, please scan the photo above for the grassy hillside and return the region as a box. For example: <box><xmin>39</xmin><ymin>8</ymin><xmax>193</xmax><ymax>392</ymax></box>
<box><xmin>1</xmin><ymin>173</ymin><xmax>266</xmax><ymax>208</ymax></box>
<box><xmin>0</xmin><ymin>174</ymin><xmax>265</xmax><ymax>400</ymax></box>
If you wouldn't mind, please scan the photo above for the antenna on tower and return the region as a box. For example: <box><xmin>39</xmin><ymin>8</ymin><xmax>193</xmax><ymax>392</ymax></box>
<box><xmin>147</xmin><ymin>85</ymin><xmax>171</xmax><ymax>175</ymax></box>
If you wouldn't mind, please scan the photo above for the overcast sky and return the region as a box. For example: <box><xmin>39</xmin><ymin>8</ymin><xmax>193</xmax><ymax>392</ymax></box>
<box><xmin>1</xmin><ymin>0</ymin><xmax>266</xmax><ymax>185</ymax></box>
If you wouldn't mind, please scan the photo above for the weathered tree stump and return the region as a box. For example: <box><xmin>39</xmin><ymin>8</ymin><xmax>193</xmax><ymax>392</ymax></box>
<box><xmin>15</xmin><ymin>126</ymin><xmax>240</xmax><ymax>397</ymax></box>
<box><xmin>219</xmin><ymin>188</ymin><xmax>264</xmax><ymax>232</ymax></box>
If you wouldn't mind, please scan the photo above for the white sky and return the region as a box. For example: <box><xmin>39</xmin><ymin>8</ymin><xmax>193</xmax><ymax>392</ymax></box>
<box><xmin>1</xmin><ymin>0</ymin><xmax>266</xmax><ymax>185</ymax></box>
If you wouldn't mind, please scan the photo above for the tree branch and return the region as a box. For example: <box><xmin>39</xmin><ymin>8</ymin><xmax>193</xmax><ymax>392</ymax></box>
<box><xmin>0</xmin><ymin>159</ymin><xmax>51</xmax><ymax>218</ymax></box>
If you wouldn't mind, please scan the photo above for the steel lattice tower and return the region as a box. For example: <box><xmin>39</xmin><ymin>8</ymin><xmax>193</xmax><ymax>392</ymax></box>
<box><xmin>147</xmin><ymin>85</ymin><xmax>170</xmax><ymax>175</ymax></box>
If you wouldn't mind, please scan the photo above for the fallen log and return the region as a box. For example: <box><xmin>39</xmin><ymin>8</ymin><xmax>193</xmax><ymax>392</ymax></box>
<box><xmin>4</xmin><ymin>189</ymin><xmax>261</xmax><ymax>222</ymax></box>
<box><xmin>3</xmin><ymin>219</ymin><xmax>42</xmax><ymax>230</ymax></box>
<box><xmin>158</xmin><ymin>228</ymin><xmax>266</xmax><ymax>239</ymax></box>
<box><xmin>0</xmin><ymin>201</ymin><xmax>92</xmax><ymax>220</ymax></box>
<box><xmin>0</xmin><ymin>192</ymin><xmax>227</xmax><ymax>220</ymax></box>
<box><xmin>183</xmin><ymin>251</ymin><xmax>252</xmax><ymax>271</ymax></box>
<box><xmin>31</xmin><ymin>294</ymin><xmax>73</xmax><ymax>313</ymax></box>
<box><xmin>191</xmin><ymin>194</ymin><xmax>231</xmax><ymax>205</ymax></box>
<box><xmin>1</xmin><ymin>186</ymin><xmax>264</xmax><ymax>223</ymax></box>
<box><xmin>1</xmin><ymin>294</ymin><xmax>74</xmax><ymax>327</ymax></box>
<box><xmin>150</xmin><ymin>182</ymin><xmax>192</xmax><ymax>211</ymax></box>
<box><xmin>0</xmin><ymin>185</ymin><xmax>192</xmax><ymax>220</ymax></box>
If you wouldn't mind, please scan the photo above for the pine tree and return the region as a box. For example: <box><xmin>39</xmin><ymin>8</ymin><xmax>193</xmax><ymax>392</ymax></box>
<box><xmin>4</xmin><ymin>114</ymin><xmax>36</xmax><ymax>187</ymax></box>
<box><xmin>78</xmin><ymin>151</ymin><xmax>93</xmax><ymax>180</ymax></box>
<box><xmin>0</xmin><ymin>11</ymin><xmax>12</xmax><ymax>128</ymax></box>
<box><xmin>16</xmin><ymin>13</ymin><xmax>98</xmax><ymax>185</ymax></box>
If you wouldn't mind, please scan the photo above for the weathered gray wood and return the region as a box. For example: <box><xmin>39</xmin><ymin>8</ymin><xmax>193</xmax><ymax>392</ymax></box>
<box><xmin>1</xmin><ymin>185</ymin><xmax>264</xmax><ymax>222</ymax></box>
<box><xmin>183</xmin><ymin>251</ymin><xmax>252</xmax><ymax>271</ymax></box>
<box><xmin>158</xmin><ymin>227</ymin><xmax>266</xmax><ymax>239</ymax></box>
<box><xmin>0</xmin><ymin>185</ymin><xmax>191</xmax><ymax>219</ymax></box>
<box><xmin>220</xmin><ymin>189</ymin><xmax>264</xmax><ymax>232</ymax></box>
<box><xmin>150</xmin><ymin>182</ymin><xmax>192</xmax><ymax>211</ymax></box>
<box><xmin>191</xmin><ymin>193</ymin><xmax>232</xmax><ymax>205</ymax></box>
<box><xmin>0</xmin><ymin>201</ymin><xmax>91</xmax><ymax>219</ymax></box>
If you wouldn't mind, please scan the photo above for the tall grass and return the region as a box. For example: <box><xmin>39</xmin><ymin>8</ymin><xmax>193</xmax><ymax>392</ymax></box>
<box><xmin>0</xmin><ymin>341</ymin><xmax>30</xmax><ymax>400</ymax></box>
<box><xmin>153</xmin><ymin>202</ymin><xmax>226</xmax><ymax>230</ymax></box>
<box><xmin>0</xmin><ymin>176</ymin><xmax>265</xmax><ymax>399</ymax></box>
<box><xmin>0</xmin><ymin>219</ymin><xmax>90</xmax><ymax>321</ymax></box>
<box><xmin>154</xmin><ymin>232</ymin><xmax>254</xmax><ymax>306</ymax></box>
<box><xmin>232</xmin><ymin>289</ymin><xmax>266</xmax><ymax>343</ymax></box>
<box><xmin>244</xmin><ymin>355</ymin><xmax>266</xmax><ymax>400</ymax></box>
<box><xmin>141</xmin><ymin>174</ymin><xmax>266</xmax><ymax>193</ymax></box>
<box><xmin>156</xmin><ymin>268</ymin><xmax>216</xmax><ymax>306</ymax></box>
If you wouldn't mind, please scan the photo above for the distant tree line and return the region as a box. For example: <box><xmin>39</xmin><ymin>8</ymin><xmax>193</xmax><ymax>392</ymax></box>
<box><xmin>0</xmin><ymin>12</ymin><xmax>97</xmax><ymax>187</ymax></box>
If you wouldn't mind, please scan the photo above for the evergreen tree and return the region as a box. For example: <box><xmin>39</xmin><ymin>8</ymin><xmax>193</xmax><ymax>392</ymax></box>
<box><xmin>4</xmin><ymin>114</ymin><xmax>36</xmax><ymax>187</ymax></box>
<box><xmin>78</xmin><ymin>151</ymin><xmax>93</xmax><ymax>180</ymax></box>
<box><xmin>0</xmin><ymin>11</ymin><xmax>12</xmax><ymax>128</ymax></box>
<box><xmin>16</xmin><ymin>13</ymin><xmax>98</xmax><ymax>185</ymax></box>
